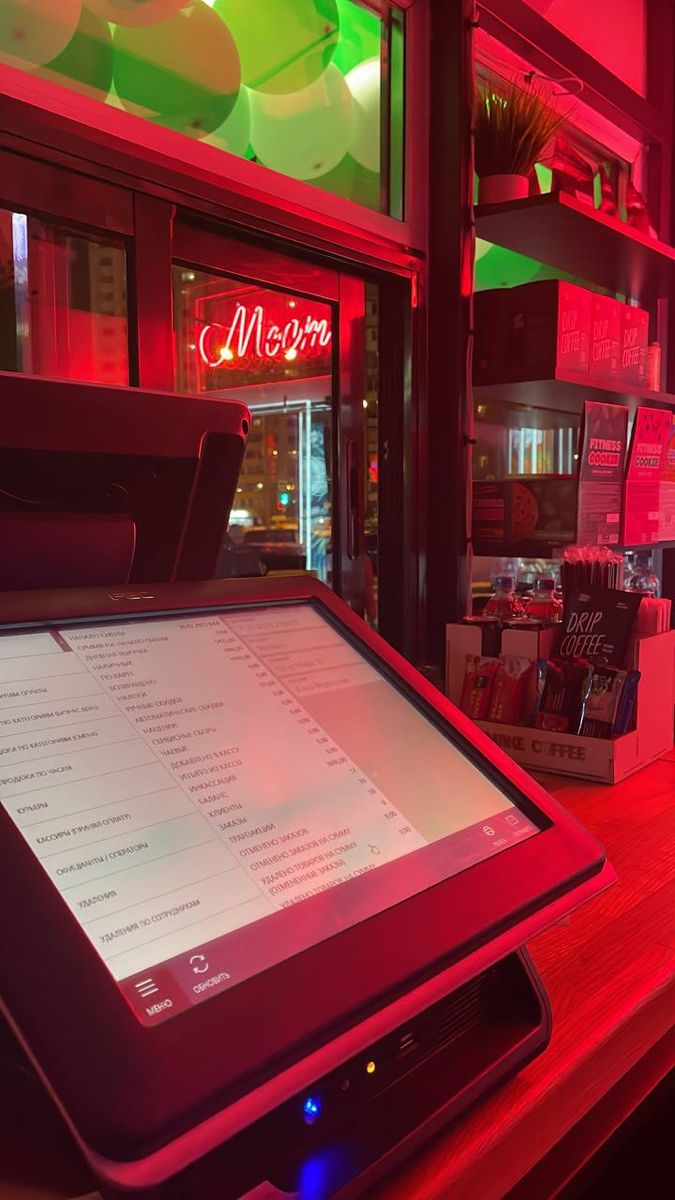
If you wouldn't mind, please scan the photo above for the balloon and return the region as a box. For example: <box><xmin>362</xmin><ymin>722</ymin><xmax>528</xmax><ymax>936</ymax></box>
<box><xmin>42</xmin><ymin>6</ymin><xmax>112</xmax><ymax>99</ymax></box>
<box><xmin>0</xmin><ymin>1</ymin><xmax>82</xmax><ymax>67</ymax></box>
<box><xmin>85</xmin><ymin>1</ymin><xmax>187</xmax><ymax>26</ymax></box>
<box><xmin>113</xmin><ymin>2</ymin><xmax>241</xmax><ymax>138</ymax></box>
<box><xmin>106</xmin><ymin>82</ymin><xmax>125</xmax><ymax>108</ymax></box>
<box><xmin>475</xmin><ymin>244</ymin><xmax>542</xmax><ymax>291</ymax></box>
<box><xmin>313</xmin><ymin>152</ymin><xmax>379</xmax><ymax>208</ymax></box>
<box><xmin>206</xmin><ymin>83</ymin><xmax>250</xmax><ymax>157</ymax></box>
<box><xmin>213</xmin><ymin>0</ymin><xmax>338</xmax><ymax>95</ymax></box>
<box><xmin>345</xmin><ymin>56</ymin><xmax>379</xmax><ymax>172</ymax></box>
<box><xmin>250</xmin><ymin>64</ymin><xmax>353</xmax><ymax>180</ymax></box>
<box><xmin>333</xmin><ymin>0</ymin><xmax>379</xmax><ymax>74</ymax></box>
<box><xmin>535</xmin><ymin>162</ymin><xmax>553</xmax><ymax>193</ymax></box>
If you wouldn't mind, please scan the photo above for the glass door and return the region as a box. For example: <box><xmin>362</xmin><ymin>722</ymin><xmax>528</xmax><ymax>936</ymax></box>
<box><xmin>172</xmin><ymin>224</ymin><xmax>376</xmax><ymax>618</ymax></box>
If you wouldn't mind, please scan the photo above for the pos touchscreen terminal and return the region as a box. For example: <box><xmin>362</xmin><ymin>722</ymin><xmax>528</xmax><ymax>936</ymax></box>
<box><xmin>0</xmin><ymin>577</ymin><xmax>614</xmax><ymax>1200</ymax></box>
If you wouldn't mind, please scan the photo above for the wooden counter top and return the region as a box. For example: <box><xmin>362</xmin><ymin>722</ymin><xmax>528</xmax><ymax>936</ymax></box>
<box><xmin>2</xmin><ymin>760</ymin><xmax>674</xmax><ymax>1200</ymax></box>
<box><xmin>373</xmin><ymin>758</ymin><xmax>675</xmax><ymax>1200</ymax></box>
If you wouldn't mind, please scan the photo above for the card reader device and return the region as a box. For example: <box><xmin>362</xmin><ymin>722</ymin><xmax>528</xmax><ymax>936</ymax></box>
<box><xmin>0</xmin><ymin>576</ymin><xmax>614</xmax><ymax>1198</ymax></box>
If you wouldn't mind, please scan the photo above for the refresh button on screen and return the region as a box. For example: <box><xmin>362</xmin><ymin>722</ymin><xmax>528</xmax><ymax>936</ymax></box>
<box><xmin>189</xmin><ymin>954</ymin><xmax>209</xmax><ymax>975</ymax></box>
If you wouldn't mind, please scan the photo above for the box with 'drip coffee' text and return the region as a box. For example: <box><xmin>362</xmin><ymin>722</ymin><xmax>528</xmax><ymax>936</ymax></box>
<box><xmin>589</xmin><ymin>294</ymin><xmax>621</xmax><ymax>381</ymax></box>
<box><xmin>474</xmin><ymin>280</ymin><xmax>592</xmax><ymax>383</ymax></box>
<box><xmin>620</xmin><ymin>304</ymin><xmax>649</xmax><ymax>387</ymax></box>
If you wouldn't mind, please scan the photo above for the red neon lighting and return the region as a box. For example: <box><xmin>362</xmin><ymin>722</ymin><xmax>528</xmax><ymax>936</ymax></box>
<box><xmin>198</xmin><ymin>303</ymin><xmax>332</xmax><ymax>368</ymax></box>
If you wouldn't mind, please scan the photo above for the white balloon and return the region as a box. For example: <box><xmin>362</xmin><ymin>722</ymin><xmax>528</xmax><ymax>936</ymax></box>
<box><xmin>206</xmin><ymin>83</ymin><xmax>250</xmax><ymax>157</ymax></box>
<box><xmin>345</xmin><ymin>56</ymin><xmax>380</xmax><ymax>172</ymax></box>
<box><xmin>0</xmin><ymin>0</ymin><xmax>82</xmax><ymax>67</ymax></box>
<box><xmin>250</xmin><ymin>64</ymin><xmax>353</xmax><ymax>181</ymax></box>
<box><xmin>85</xmin><ymin>0</ymin><xmax>187</xmax><ymax>26</ymax></box>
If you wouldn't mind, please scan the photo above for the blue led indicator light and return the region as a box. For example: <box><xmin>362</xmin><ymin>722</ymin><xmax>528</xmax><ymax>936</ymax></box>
<box><xmin>303</xmin><ymin>1095</ymin><xmax>322</xmax><ymax>1125</ymax></box>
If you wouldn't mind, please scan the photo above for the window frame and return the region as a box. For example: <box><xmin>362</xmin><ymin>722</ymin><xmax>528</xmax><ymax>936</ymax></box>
<box><xmin>0</xmin><ymin>0</ymin><xmax>423</xmax><ymax>251</ymax></box>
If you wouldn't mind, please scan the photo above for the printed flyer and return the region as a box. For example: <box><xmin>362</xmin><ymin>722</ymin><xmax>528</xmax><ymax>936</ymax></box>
<box><xmin>622</xmin><ymin>407</ymin><xmax>672</xmax><ymax>545</ymax></box>
<box><xmin>576</xmin><ymin>401</ymin><xmax>628</xmax><ymax>546</ymax></box>
<box><xmin>660</xmin><ymin>415</ymin><xmax>675</xmax><ymax>541</ymax></box>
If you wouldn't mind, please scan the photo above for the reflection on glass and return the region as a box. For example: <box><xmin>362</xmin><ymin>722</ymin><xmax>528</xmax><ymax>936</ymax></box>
<box><xmin>0</xmin><ymin>209</ymin><xmax>128</xmax><ymax>385</ymax></box>
<box><xmin>364</xmin><ymin>281</ymin><xmax>379</xmax><ymax>625</ymax></box>
<box><xmin>173</xmin><ymin>265</ymin><xmax>333</xmax><ymax>583</ymax></box>
<box><xmin>474</xmin><ymin>399</ymin><xmax>579</xmax><ymax>481</ymax></box>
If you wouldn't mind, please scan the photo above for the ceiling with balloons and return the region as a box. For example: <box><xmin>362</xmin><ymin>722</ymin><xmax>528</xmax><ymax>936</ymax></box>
<box><xmin>0</xmin><ymin>1</ymin><xmax>393</xmax><ymax>212</ymax></box>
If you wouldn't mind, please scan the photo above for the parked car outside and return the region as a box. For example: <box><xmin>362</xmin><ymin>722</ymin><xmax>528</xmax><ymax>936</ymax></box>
<box><xmin>243</xmin><ymin>527</ymin><xmax>307</xmax><ymax>572</ymax></box>
<box><xmin>215</xmin><ymin>533</ymin><xmax>266</xmax><ymax>579</ymax></box>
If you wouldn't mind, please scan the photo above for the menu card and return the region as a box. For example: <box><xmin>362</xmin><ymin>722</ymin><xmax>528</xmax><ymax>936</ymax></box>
<box><xmin>622</xmin><ymin>407</ymin><xmax>672</xmax><ymax>546</ymax></box>
<box><xmin>659</xmin><ymin>415</ymin><xmax>675</xmax><ymax>542</ymax></box>
<box><xmin>576</xmin><ymin>400</ymin><xmax>628</xmax><ymax>546</ymax></box>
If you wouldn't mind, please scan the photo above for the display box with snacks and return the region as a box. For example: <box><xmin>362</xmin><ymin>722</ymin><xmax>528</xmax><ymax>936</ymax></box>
<box><xmin>446</xmin><ymin>583</ymin><xmax>675</xmax><ymax>783</ymax></box>
<box><xmin>476</xmin><ymin>630</ymin><xmax>675</xmax><ymax>783</ymax></box>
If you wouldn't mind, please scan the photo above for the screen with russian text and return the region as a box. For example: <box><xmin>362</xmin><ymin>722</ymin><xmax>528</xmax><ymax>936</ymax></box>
<box><xmin>0</xmin><ymin>604</ymin><xmax>537</xmax><ymax>1025</ymax></box>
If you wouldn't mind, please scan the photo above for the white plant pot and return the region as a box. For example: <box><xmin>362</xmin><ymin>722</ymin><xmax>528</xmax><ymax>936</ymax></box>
<box><xmin>478</xmin><ymin>174</ymin><xmax>530</xmax><ymax>204</ymax></box>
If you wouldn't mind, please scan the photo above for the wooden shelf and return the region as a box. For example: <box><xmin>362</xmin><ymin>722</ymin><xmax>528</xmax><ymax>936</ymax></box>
<box><xmin>472</xmin><ymin>539</ymin><xmax>572</xmax><ymax>559</ymax></box>
<box><xmin>472</xmin><ymin>537</ymin><xmax>675</xmax><ymax>559</ymax></box>
<box><xmin>476</xmin><ymin>192</ymin><xmax>675</xmax><ymax>300</ymax></box>
<box><xmin>474</xmin><ymin>370</ymin><xmax>675</xmax><ymax>416</ymax></box>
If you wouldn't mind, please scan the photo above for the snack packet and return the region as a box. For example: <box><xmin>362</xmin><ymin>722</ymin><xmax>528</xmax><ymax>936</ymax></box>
<box><xmin>534</xmin><ymin>657</ymin><xmax>593</xmax><ymax>734</ymax></box>
<box><xmin>459</xmin><ymin>655</ymin><xmax>498</xmax><ymax>720</ymax></box>
<box><xmin>487</xmin><ymin>656</ymin><xmax>532</xmax><ymax>724</ymax></box>
<box><xmin>579</xmin><ymin>666</ymin><xmax>626</xmax><ymax>738</ymax></box>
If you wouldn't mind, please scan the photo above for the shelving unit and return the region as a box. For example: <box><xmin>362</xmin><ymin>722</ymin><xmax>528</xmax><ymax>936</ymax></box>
<box><xmin>473</xmin><ymin>538</ymin><xmax>675</xmax><ymax>560</ymax></box>
<box><xmin>474</xmin><ymin>370</ymin><xmax>675</xmax><ymax>417</ymax></box>
<box><xmin>475</xmin><ymin>192</ymin><xmax>675</xmax><ymax>300</ymax></box>
<box><xmin>472</xmin><ymin>185</ymin><xmax>675</xmax><ymax>586</ymax></box>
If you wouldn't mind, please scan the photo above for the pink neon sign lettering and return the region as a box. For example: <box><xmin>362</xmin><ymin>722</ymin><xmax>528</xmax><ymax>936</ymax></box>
<box><xmin>198</xmin><ymin>303</ymin><xmax>332</xmax><ymax>367</ymax></box>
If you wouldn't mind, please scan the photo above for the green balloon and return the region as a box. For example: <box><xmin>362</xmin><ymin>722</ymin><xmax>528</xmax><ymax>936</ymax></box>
<box><xmin>333</xmin><ymin>0</ymin><xmax>380</xmax><ymax>74</ymax></box>
<box><xmin>535</xmin><ymin>162</ymin><xmax>553</xmax><ymax>193</ymax></box>
<box><xmin>87</xmin><ymin>1</ymin><xmax>186</xmax><ymax>27</ymax></box>
<box><xmin>214</xmin><ymin>0</ymin><xmax>339</xmax><ymax>94</ymax></box>
<box><xmin>0</xmin><ymin>0</ymin><xmax>81</xmax><ymax>67</ymax></box>
<box><xmin>113</xmin><ymin>2</ymin><xmax>241</xmax><ymax>138</ymax></box>
<box><xmin>313</xmin><ymin>152</ymin><xmax>379</xmax><ymax>208</ymax></box>
<box><xmin>206</xmin><ymin>84</ymin><xmax>251</xmax><ymax>158</ymax></box>
<box><xmin>42</xmin><ymin>7</ymin><xmax>112</xmax><ymax>100</ymax></box>
<box><xmin>250</xmin><ymin>63</ymin><xmax>353</xmax><ymax>180</ymax></box>
<box><xmin>345</xmin><ymin>56</ymin><xmax>379</xmax><ymax>172</ymax></box>
<box><xmin>475</xmin><ymin>243</ymin><xmax>542</xmax><ymax>291</ymax></box>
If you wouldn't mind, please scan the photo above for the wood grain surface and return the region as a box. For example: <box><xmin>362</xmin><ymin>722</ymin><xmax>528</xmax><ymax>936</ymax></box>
<box><xmin>1</xmin><ymin>764</ymin><xmax>674</xmax><ymax>1200</ymax></box>
<box><xmin>372</xmin><ymin>761</ymin><xmax>675</xmax><ymax>1199</ymax></box>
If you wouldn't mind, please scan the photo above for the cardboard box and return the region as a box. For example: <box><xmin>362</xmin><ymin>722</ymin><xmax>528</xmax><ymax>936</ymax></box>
<box><xmin>472</xmin><ymin>477</ymin><xmax>577</xmax><ymax>548</ymax></box>
<box><xmin>474</xmin><ymin>280</ymin><xmax>592</xmax><ymax>383</ymax></box>
<box><xmin>620</xmin><ymin>305</ymin><xmax>649</xmax><ymax>387</ymax></box>
<box><xmin>590</xmin><ymin>294</ymin><xmax>621</xmax><ymax>381</ymax></box>
<box><xmin>474</xmin><ymin>630</ymin><xmax>675</xmax><ymax>783</ymax></box>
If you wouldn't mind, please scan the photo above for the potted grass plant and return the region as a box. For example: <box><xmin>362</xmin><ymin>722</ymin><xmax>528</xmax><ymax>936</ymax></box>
<box><xmin>474</xmin><ymin>78</ymin><xmax>567</xmax><ymax>204</ymax></box>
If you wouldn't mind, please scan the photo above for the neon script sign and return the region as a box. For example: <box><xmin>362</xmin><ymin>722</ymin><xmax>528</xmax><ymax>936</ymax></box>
<box><xmin>199</xmin><ymin>303</ymin><xmax>332</xmax><ymax>368</ymax></box>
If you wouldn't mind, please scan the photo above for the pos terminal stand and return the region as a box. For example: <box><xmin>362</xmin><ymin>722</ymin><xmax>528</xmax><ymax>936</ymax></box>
<box><xmin>0</xmin><ymin>577</ymin><xmax>613</xmax><ymax>1200</ymax></box>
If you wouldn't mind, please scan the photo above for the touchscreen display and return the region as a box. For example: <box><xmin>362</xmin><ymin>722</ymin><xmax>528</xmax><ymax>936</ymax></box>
<box><xmin>0</xmin><ymin>604</ymin><xmax>537</xmax><ymax>1025</ymax></box>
